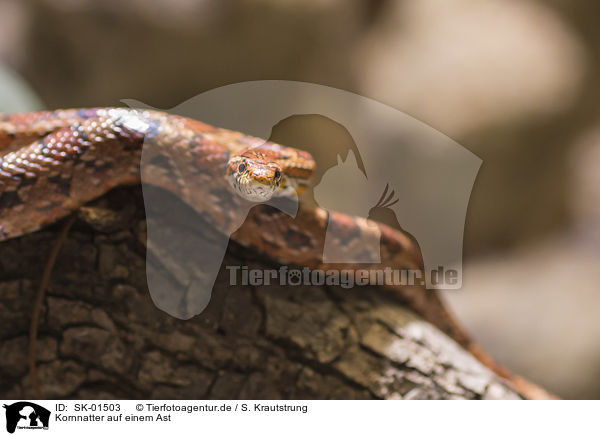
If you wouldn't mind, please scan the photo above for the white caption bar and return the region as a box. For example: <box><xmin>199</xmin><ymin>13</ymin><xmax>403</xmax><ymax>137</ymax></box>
<box><xmin>0</xmin><ymin>400</ymin><xmax>594</xmax><ymax>435</ymax></box>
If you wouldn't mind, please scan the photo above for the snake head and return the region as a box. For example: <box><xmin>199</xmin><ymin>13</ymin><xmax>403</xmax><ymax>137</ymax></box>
<box><xmin>226</xmin><ymin>152</ymin><xmax>283</xmax><ymax>202</ymax></box>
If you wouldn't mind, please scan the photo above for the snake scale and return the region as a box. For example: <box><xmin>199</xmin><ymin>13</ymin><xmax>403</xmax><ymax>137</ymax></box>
<box><xmin>0</xmin><ymin>108</ymin><xmax>550</xmax><ymax>399</ymax></box>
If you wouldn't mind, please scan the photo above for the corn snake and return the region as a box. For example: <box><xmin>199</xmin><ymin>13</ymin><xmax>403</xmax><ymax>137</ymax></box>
<box><xmin>0</xmin><ymin>107</ymin><xmax>552</xmax><ymax>399</ymax></box>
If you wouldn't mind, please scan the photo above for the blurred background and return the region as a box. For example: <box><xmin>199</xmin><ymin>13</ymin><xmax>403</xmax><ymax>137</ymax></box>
<box><xmin>0</xmin><ymin>0</ymin><xmax>598</xmax><ymax>399</ymax></box>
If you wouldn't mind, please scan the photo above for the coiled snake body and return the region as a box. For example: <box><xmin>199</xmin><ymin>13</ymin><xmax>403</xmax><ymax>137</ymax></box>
<box><xmin>0</xmin><ymin>108</ymin><xmax>548</xmax><ymax>398</ymax></box>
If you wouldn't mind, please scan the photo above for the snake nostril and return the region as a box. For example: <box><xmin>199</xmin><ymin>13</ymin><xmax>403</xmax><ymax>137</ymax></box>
<box><xmin>274</xmin><ymin>169</ymin><xmax>281</xmax><ymax>179</ymax></box>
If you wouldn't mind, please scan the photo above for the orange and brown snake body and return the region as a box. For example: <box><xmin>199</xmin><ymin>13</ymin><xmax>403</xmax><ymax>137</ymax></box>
<box><xmin>0</xmin><ymin>108</ymin><xmax>551</xmax><ymax>399</ymax></box>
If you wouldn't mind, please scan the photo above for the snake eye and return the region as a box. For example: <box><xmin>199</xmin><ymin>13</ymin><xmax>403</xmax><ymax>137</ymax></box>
<box><xmin>238</xmin><ymin>163</ymin><xmax>246</xmax><ymax>173</ymax></box>
<box><xmin>274</xmin><ymin>169</ymin><xmax>281</xmax><ymax>179</ymax></box>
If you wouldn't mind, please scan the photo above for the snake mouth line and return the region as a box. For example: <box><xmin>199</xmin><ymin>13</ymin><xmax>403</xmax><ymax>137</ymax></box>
<box><xmin>227</xmin><ymin>172</ymin><xmax>277</xmax><ymax>202</ymax></box>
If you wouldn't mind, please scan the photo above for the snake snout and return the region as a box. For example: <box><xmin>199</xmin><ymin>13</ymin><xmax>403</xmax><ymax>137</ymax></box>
<box><xmin>226</xmin><ymin>155</ymin><xmax>282</xmax><ymax>202</ymax></box>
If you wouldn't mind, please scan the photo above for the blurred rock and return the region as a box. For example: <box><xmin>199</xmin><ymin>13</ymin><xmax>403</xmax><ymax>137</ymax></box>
<box><xmin>569</xmin><ymin>127</ymin><xmax>600</xmax><ymax>245</ymax></box>
<box><xmin>446</xmin><ymin>236</ymin><xmax>600</xmax><ymax>399</ymax></box>
<box><xmin>0</xmin><ymin>0</ymin><xmax>28</xmax><ymax>64</ymax></box>
<box><xmin>357</xmin><ymin>0</ymin><xmax>585</xmax><ymax>136</ymax></box>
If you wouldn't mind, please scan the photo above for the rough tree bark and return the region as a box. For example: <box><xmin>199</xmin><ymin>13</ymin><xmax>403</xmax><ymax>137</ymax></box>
<box><xmin>0</xmin><ymin>186</ymin><xmax>522</xmax><ymax>400</ymax></box>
